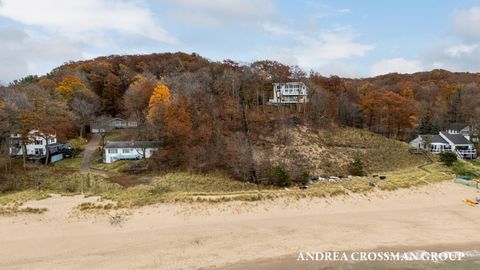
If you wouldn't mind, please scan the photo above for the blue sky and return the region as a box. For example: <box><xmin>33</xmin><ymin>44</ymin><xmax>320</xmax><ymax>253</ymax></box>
<box><xmin>2</xmin><ymin>0</ymin><xmax>480</xmax><ymax>83</ymax></box>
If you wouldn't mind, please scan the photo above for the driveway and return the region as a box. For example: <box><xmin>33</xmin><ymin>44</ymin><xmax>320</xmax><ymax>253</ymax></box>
<box><xmin>80</xmin><ymin>134</ymin><xmax>102</xmax><ymax>174</ymax></box>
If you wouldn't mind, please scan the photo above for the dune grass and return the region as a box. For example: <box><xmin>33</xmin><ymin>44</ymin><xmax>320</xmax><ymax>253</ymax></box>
<box><xmin>269</xmin><ymin>126</ymin><xmax>426</xmax><ymax>177</ymax></box>
<box><xmin>0</xmin><ymin>206</ymin><xmax>47</xmax><ymax>216</ymax></box>
<box><xmin>89</xmin><ymin>159</ymin><xmax>132</xmax><ymax>173</ymax></box>
<box><xmin>0</xmin><ymin>190</ymin><xmax>50</xmax><ymax>216</ymax></box>
<box><xmin>307</xmin><ymin>163</ymin><xmax>453</xmax><ymax>194</ymax></box>
<box><xmin>0</xmin><ymin>190</ymin><xmax>51</xmax><ymax>206</ymax></box>
<box><xmin>99</xmin><ymin>172</ymin><xmax>263</xmax><ymax>207</ymax></box>
<box><xmin>0</xmin><ymin>161</ymin><xmax>456</xmax><ymax>210</ymax></box>
<box><xmin>453</xmin><ymin>160</ymin><xmax>480</xmax><ymax>178</ymax></box>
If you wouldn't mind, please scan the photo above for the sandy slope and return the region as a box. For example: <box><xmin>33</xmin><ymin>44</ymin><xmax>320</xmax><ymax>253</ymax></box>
<box><xmin>1</xmin><ymin>182</ymin><xmax>480</xmax><ymax>270</ymax></box>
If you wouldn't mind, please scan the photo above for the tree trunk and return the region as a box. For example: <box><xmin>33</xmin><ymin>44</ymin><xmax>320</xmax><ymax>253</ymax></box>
<box><xmin>240</xmin><ymin>103</ymin><xmax>257</xmax><ymax>183</ymax></box>
<box><xmin>22</xmin><ymin>142</ymin><xmax>27</xmax><ymax>169</ymax></box>
<box><xmin>44</xmin><ymin>137</ymin><xmax>49</xmax><ymax>165</ymax></box>
<box><xmin>80</xmin><ymin>125</ymin><xmax>86</xmax><ymax>138</ymax></box>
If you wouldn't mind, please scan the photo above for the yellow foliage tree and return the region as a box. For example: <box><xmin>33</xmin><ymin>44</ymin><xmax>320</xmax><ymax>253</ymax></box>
<box><xmin>147</xmin><ymin>84</ymin><xmax>171</xmax><ymax>122</ymax></box>
<box><xmin>55</xmin><ymin>75</ymin><xmax>88</xmax><ymax>101</ymax></box>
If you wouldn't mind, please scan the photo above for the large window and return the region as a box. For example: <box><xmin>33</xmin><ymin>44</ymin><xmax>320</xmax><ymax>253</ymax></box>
<box><xmin>35</xmin><ymin>139</ymin><xmax>43</xmax><ymax>145</ymax></box>
<box><xmin>108</xmin><ymin>149</ymin><xmax>118</xmax><ymax>154</ymax></box>
<box><xmin>122</xmin><ymin>149</ymin><xmax>132</xmax><ymax>154</ymax></box>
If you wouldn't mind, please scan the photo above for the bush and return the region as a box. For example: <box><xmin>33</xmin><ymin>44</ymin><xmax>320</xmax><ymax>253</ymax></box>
<box><xmin>272</xmin><ymin>165</ymin><xmax>291</xmax><ymax>187</ymax></box>
<box><xmin>297</xmin><ymin>170</ymin><xmax>310</xmax><ymax>185</ymax></box>
<box><xmin>349</xmin><ymin>156</ymin><xmax>366</xmax><ymax>176</ymax></box>
<box><xmin>439</xmin><ymin>152</ymin><xmax>457</xmax><ymax>166</ymax></box>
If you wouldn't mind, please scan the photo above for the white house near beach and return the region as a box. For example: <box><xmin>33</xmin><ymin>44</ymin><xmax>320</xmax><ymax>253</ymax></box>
<box><xmin>10</xmin><ymin>129</ymin><xmax>57</xmax><ymax>157</ymax></box>
<box><xmin>103</xmin><ymin>141</ymin><xmax>159</xmax><ymax>163</ymax></box>
<box><xmin>269</xmin><ymin>82</ymin><xmax>308</xmax><ymax>104</ymax></box>
<box><xmin>410</xmin><ymin>123</ymin><xmax>477</xmax><ymax>159</ymax></box>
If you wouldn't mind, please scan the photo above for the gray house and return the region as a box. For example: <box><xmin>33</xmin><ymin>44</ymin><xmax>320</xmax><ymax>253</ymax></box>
<box><xmin>91</xmin><ymin>117</ymin><xmax>138</xmax><ymax>134</ymax></box>
<box><xmin>410</xmin><ymin>123</ymin><xmax>477</xmax><ymax>159</ymax></box>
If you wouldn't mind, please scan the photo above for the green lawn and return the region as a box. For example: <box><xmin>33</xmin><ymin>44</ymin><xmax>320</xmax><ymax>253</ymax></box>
<box><xmin>54</xmin><ymin>156</ymin><xmax>83</xmax><ymax>169</ymax></box>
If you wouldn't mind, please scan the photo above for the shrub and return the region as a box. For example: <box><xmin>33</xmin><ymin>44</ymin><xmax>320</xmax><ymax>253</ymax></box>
<box><xmin>439</xmin><ymin>152</ymin><xmax>457</xmax><ymax>166</ymax></box>
<box><xmin>349</xmin><ymin>156</ymin><xmax>366</xmax><ymax>176</ymax></box>
<box><xmin>298</xmin><ymin>170</ymin><xmax>310</xmax><ymax>185</ymax></box>
<box><xmin>272</xmin><ymin>165</ymin><xmax>291</xmax><ymax>187</ymax></box>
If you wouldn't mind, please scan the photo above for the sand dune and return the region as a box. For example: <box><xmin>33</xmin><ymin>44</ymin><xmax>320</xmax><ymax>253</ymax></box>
<box><xmin>1</xmin><ymin>182</ymin><xmax>480</xmax><ymax>270</ymax></box>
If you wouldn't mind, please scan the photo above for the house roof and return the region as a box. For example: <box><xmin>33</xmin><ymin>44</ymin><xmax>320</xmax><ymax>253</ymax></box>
<box><xmin>427</xmin><ymin>135</ymin><xmax>448</xmax><ymax>144</ymax></box>
<box><xmin>447</xmin><ymin>123</ymin><xmax>468</xmax><ymax>132</ymax></box>
<box><xmin>104</xmin><ymin>141</ymin><xmax>160</xmax><ymax>149</ymax></box>
<box><xmin>441</xmin><ymin>132</ymin><xmax>472</xmax><ymax>145</ymax></box>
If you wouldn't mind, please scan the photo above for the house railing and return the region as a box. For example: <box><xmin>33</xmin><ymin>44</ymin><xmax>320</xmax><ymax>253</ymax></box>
<box><xmin>429</xmin><ymin>148</ymin><xmax>477</xmax><ymax>159</ymax></box>
<box><xmin>456</xmin><ymin>149</ymin><xmax>477</xmax><ymax>159</ymax></box>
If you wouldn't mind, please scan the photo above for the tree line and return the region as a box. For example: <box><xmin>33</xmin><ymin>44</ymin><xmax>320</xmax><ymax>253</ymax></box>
<box><xmin>1</xmin><ymin>52</ymin><xmax>480</xmax><ymax>182</ymax></box>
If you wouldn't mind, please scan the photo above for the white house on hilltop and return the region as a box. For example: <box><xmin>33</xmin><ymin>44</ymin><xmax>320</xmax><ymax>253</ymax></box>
<box><xmin>104</xmin><ymin>141</ymin><xmax>160</xmax><ymax>163</ymax></box>
<box><xmin>410</xmin><ymin>123</ymin><xmax>477</xmax><ymax>159</ymax></box>
<box><xmin>269</xmin><ymin>82</ymin><xmax>308</xmax><ymax>104</ymax></box>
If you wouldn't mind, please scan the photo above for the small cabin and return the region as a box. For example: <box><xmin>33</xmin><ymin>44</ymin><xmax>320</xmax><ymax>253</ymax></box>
<box><xmin>103</xmin><ymin>141</ymin><xmax>159</xmax><ymax>163</ymax></box>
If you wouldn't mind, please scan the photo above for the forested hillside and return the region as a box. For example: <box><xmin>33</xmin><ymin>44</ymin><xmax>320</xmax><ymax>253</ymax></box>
<box><xmin>0</xmin><ymin>52</ymin><xmax>479</xmax><ymax>182</ymax></box>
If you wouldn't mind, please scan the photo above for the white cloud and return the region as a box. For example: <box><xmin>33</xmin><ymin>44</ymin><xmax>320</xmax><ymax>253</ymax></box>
<box><xmin>161</xmin><ymin>0</ymin><xmax>275</xmax><ymax>27</ymax></box>
<box><xmin>316</xmin><ymin>62</ymin><xmax>360</xmax><ymax>78</ymax></box>
<box><xmin>371</xmin><ymin>58</ymin><xmax>424</xmax><ymax>76</ymax></box>
<box><xmin>0</xmin><ymin>26</ymin><xmax>83</xmax><ymax>83</ymax></box>
<box><xmin>263</xmin><ymin>24</ymin><xmax>374</xmax><ymax>71</ymax></box>
<box><xmin>0</xmin><ymin>0</ymin><xmax>178</xmax><ymax>45</ymax></box>
<box><xmin>452</xmin><ymin>6</ymin><xmax>480</xmax><ymax>42</ymax></box>
<box><xmin>445</xmin><ymin>44</ymin><xmax>478</xmax><ymax>57</ymax></box>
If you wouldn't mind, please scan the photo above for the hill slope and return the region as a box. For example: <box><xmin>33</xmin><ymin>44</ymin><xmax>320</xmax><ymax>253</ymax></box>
<box><xmin>254</xmin><ymin>125</ymin><xmax>425</xmax><ymax>176</ymax></box>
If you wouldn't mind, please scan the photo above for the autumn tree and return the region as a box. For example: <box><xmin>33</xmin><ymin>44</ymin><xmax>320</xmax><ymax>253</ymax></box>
<box><xmin>123</xmin><ymin>75</ymin><xmax>156</xmax><ymax>128</ymax></box>
<box><xmin>17</xmin><ymin>110</ymin><xmax>41</xmax><ymax>168</ymax></box>
<box><xmin>55</xmin><ymin>75</ymin><xmax>90</xmax><ymax>101</ymax></box>
<box><xmin>359</xmin><ymin>83</ymin><xmax>382</xmax><ymax>130</ymax></box>
<box><xmin>147</xmin><ymin>83</ymin><xmax>171</xmax><ymax>123</ymax></box>
<box><xmin>0</xmin><ymin>101</ymin><xmax>11</xmax><ymax>172</ymax></box>
<box><xmin>36</xmin><ymin>99</ymin><xmax>74</xmax><ymax>164</ymax></box>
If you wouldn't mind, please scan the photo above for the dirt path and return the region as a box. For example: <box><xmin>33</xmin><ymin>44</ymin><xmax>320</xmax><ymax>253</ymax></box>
<box><xmin>80</xmin><ymin>134</ymin><xmax>102</xmax><ymax>174</ymax></box>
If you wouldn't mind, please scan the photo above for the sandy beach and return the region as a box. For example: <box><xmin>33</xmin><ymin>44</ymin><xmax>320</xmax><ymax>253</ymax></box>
<box><xmin>1</xmin><ymin>181</ymin><xmax>480</xmax><ymax>270</ymax></box>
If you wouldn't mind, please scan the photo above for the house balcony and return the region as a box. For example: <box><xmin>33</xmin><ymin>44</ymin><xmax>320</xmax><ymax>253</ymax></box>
<box><xmin>456</xmin><ymin>149</ymin><xmax>477</xmax><ymax>159</ymax></box>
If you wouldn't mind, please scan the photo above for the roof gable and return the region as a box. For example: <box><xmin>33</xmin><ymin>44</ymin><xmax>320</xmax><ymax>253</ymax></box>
<box><xmin>440</xmin><ymin>132</ymin><xmax>472</xmax><ymax>145</ymax></box>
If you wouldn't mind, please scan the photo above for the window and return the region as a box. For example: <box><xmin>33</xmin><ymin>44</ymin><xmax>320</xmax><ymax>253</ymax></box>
<box><xmin>35</xmin><ymin>148</ymin><xmax>44</xmax><ymax>155</ymax></box>
<box><xmin>108</xmin><ymin>149</ymin><xmax>118</xmax><ymax>154</ymax></box>
<box><xmin>123</xmin><ymin>149</ymin><xmax>131</xmax><ymax>154</ymax></box>
<box><xmin>35</xmin><ymin>140</ymin><xmax>43</xmax><ymax>145</ymax></box>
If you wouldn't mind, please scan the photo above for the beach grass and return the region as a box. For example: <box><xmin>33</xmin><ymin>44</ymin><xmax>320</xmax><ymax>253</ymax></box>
<box><xmin>0</xmin><ymin>190</ymin><xmax>51</xmax><ymax>206</ymax></box>
<box><xmin>0</xmin><ymin>206</ymin><xmax>47</xmax><ymax>216</ymax></box>
<box><xmin>0</xmin><ymin>162</ymin><xmax>457</xmax><ymax>209</ymax></box>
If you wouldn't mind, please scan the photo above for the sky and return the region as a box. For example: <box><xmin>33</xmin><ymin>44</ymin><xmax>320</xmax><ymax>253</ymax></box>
<box><xmin>2</xmin><ymin>0</ymin><xmax>480</xmax><ymax>83</ymax></box>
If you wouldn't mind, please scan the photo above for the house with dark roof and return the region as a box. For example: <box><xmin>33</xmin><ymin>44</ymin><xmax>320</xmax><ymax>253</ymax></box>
<box><xmin>103</xmin><ymin>141</ymin><xmax>160</xmax><ymax>163</ymax></box>
<box><xmin>446</xmin><ymin>123</ymin><xmax>472</xmax><ymax>140</ymax></box>
<box><xmin>410</xmin><ymin>124</ymin><xmax>477</xmax><ymax>159</ymax></box>
<box><xmin>91</xmin><ymin>117</ymin><xmax>138</xmax><ymax>134</ymax></box>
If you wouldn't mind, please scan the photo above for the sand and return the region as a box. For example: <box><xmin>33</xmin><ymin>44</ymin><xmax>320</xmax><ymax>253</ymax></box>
<box><xmin>1</xmin><ymin>182</ymin><xmax>480</xmax><ymax>270</ymax></box>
